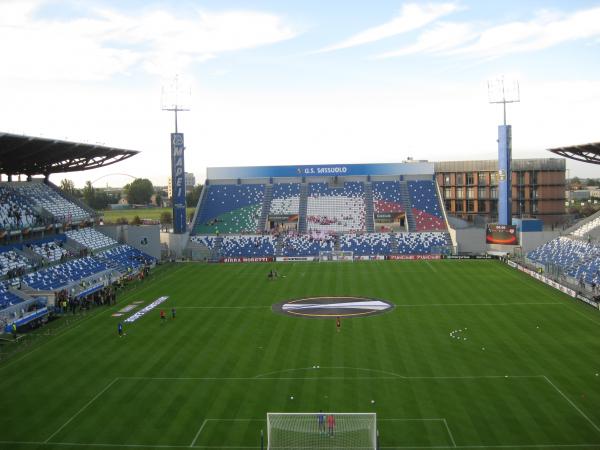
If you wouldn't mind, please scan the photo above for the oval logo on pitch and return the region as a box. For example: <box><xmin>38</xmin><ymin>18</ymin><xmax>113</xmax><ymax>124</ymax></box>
<box><xmin>272</xmin><ymin>296</ymin><xmax>394</xmax><ymax>319</ymax></box>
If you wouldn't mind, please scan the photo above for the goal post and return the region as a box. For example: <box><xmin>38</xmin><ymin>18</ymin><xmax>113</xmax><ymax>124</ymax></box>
<box><xmin>318</xmin><ymin>251</ymin><xmax>354</xmax><ymax>262</ymax></box>
<box><xmin>266</xmin><ymin>412</ymin><xmax>376</xmax><ymax>449</ymax></box>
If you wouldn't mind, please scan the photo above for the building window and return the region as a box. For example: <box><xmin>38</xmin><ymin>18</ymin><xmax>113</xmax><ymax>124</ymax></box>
<box><xmin>490</xmin><ymin>187</ymin><xmax>498</xmax><ymax>199</ymax></box>
<box><xmin>532</xmin><ymin>200</ymin><xmax>538</xmax><ymax>214</ymax></box>
<box><xmin>456</xmin><ymin>173</ymin><xmax>464</xmax><ymax>186</ymax></box>
<box><xmin>531</xmin><ymin>172</ymin><xmax>538</xmax><ymax>185</ymax></box>
<box><xmin>445</xmin><ymin>200</ymin><xmax>452</xmax><ymax>211</ymax></box>
<box><xmin>478</xmin><ymin>200</ymin><xmax>486</xmax><ymax>212</ymax></box>
<box><xmin>456</xmin><ymin>201</ymin><xmax>464</xmax><ymax>212</ymax></box>
<box><xmin>517</xmin><ymin>172</ymin><xmax>526</xmax><ymax>185</ymax></box>
<box><xmin>456</xmin><ymin>188</ymin><xmax>464</xmax><ymax>199</ymax></box>
<box><xmin>466</xmin><ymin>173</ymin><xmax>474</xmax><ymax>185</ymax></box>
<box><xmin>531</xmin><ymin>188</ymin><xmax>538</xmax><ymax>199</ymax></box>
<box><xmin>467</xmin><ymin>187</ymin><xmax>475</xmax><ymax>199</ymax></box>
<box><xmin>478</xmin><ymin>187</ymin><xmax>487</xmax><ymax>198</ymax></box>
<box><xmin>444</xmin><ymin>174</ymin><xmax>451</xmax><ymax>185</ymax></box>
<box><xmin>490</xmin><ymin>172</ymin><xmax>498</xmax><ymax>186</ymax></box>
<box><xmin>444</xmin><ymin>188</ymin><xmax>452</xmax><ymax>199</ymax></box>
<box><xmin>490</xmin><ymin>200</ymin><xmax>498</xmax><ymax>214</ymax></box>
<box><xmin>478</xmin><ymin>172</ymin><xmax>487</xmax><ymax>185</ymax></box>
<box><xmin>467</xmin><ymin>200</ymin><xmax>475</xmax><ymax>212</ymax></box>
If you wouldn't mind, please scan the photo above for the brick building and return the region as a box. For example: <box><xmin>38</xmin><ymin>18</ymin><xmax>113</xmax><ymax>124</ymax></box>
<box><xmin>434</xmin><ymin>158</ymin><xmax>566</xmax><ymax>225</ymax></box>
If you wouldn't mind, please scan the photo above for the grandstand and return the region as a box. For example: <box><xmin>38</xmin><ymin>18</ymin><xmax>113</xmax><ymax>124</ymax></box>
<box><xmin>0</xmin><ymin>133</ymin><xmax>154</xmax><ymax>332</ymax></box>
<box><xmin>526</xmin><ymin>210</ymin><xmax>600</xmax><ymax>287</ymax></box>
<box><xmin>188</xmin><ymin>162</ymin><xmax>453</xmax><ymax>261</ymax></box>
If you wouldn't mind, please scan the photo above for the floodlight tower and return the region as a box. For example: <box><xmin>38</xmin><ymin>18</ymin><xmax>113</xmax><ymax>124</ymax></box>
<box><xmin>161</xmin><ymin>75</ymin><xmax>191</xmax><ymax>234</ymax></box>
<box><xmin>488</xmin><ymin>77</ymin><xmax>520</xmax><ymax>226</ymax></box>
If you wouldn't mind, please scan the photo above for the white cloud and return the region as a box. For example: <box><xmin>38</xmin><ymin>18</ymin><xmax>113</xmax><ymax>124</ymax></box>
<box><xmin>0</xmin><ymin>2</ymin><xmax>297</xmax><ymax>81</ymax></box>
<box><xmin>374</xmin><ymin>22</ymin><xmax>475</xmax><ymax>58</ymax></box>
<box><xmin>315</xmin><ymin>2</ymin><xmax>458</xmax><ymax>53</ymax></box>
<box><xmin>449</xmin><ymin>6</ymin><xmax>600</xmax><ymax>58</ymax></box>
<box><xmin>373</xmin><ymin>5</ymin><xmax>600</xmax><ymax>60</ymax></box>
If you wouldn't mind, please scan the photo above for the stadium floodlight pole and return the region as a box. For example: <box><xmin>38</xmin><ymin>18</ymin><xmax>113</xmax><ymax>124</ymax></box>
<box><xmin>161</xmin><ymin>75</ymin><xmax>191</xmax><ymax>234</ymax></box>
<box><xmin>487</xmin><ymin>76</ymin><xmax>520</xmax><ymax>226</ymax></box>
<box><xmin>487</xmin><ymin>76</ymin><xmax>520</xmax><ymax>126</ymax></box>
<box><xmin>161</xmin><ymin>74</ymin><xmax>190</xmax><ymax>133</ymax></box>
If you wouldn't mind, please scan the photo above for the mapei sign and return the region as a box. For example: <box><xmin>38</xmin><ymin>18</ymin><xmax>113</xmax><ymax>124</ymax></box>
<box><xmin>171</xmin><ymin>133</ymin><xmax>186</xmax><ymax>234</ymax></box>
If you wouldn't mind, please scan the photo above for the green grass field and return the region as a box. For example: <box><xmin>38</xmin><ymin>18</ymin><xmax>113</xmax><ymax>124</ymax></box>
<box><xmin>1</xmin><ymin>260</ymin><xmax>600</xmax><ymax>450</ymax></box>
<box><xmin>100</xmin><ymin>207</ymin><xmax>195</xmax><ymax>223</ymax></box>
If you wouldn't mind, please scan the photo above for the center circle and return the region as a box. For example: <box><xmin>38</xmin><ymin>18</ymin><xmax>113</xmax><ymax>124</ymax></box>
<box><xmin>272</xmin><ymin>296</ymin><xmax>395</xmax><ymax>319</ymax></box>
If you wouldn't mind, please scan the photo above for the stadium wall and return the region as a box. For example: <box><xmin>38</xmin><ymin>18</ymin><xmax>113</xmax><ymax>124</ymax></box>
<box><xmin>99</xmin><ymin>224</ymin><xmax>161</xmax><ymax>259</ymax></box>
<box><xmin>160</xmin><ymin>231</ymin><xmax>189</xmax><ymax>259</ymax></box>
<box><xmin>452</xmin><ymin>227</ymin><xmax>486</xmax><ymax>254</ymax></box>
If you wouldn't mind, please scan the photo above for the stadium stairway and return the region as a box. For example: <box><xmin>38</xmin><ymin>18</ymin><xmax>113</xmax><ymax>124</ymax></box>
<box><xmin>298</xmin><ymin>184</ymin><xmax>308</xmax><ymax>234</ymax></box>
<box><xmin>399</xmin><ymin>182</ymin><xmax>416</xmax><ymax>231</ymax></box>
<box><xmin>275</xmin><ymin>234</ymin><xmax>284</xmax><ymax>257</ymax></box>
<box><xmin>211</xmin><ymin>236</ymin><xmax>223</xmax><ymax>262</ymax></box>
<box><xmin>390</xmin><ymin>233</ymin><xmax>399</xmax><ymax>254</ymax></box>
<box><xmin>364</xmin><ymin>182</ymin><xmax>375</xmax><ymax>233</ymax></box>
<box><xmin>257</xmin><ymin>184</ymin><xmax>273</xmax><ymax>233</ymax></box>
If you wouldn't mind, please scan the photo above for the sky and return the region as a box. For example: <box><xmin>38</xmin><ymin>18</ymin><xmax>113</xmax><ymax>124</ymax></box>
<box><xmin>1</xmin><ymin>0</ymin><xmax>599</xmax><ymax>188</ymax></box>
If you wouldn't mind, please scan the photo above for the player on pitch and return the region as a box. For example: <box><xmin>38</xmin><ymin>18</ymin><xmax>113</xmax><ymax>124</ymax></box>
<box><xmin>327</xmin><ymin>414</ymin><xmax>335</xmax><ymax>436</ymax></box>
<box><xmin>336</xmin><ymin>316</ymin><xmax>341</xmax><ymax>332</ymax></box>
<box><xmin>317</xmin><ymin>411</ymin><xmax>325</xmax><ymax>434</ymax></box>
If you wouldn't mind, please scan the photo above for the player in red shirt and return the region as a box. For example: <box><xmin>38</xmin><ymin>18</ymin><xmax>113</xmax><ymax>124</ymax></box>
<box><xmin>160</xmin><ymin>310</ymin><xmax>166</xmax><ymax>324</ymax></box>
<box><xmin>327</xmin><ymin>414</ymin><xmax>335</xmax><ymax>436</ymax></box>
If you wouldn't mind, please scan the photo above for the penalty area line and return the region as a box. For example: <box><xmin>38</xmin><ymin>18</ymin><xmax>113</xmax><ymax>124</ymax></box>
<box><xmin>543</xmin><ymin>376</ymin><xmax>600</xmax><ymax>434</ymax></box>
<box><xmin>189</xmin><ymin>420</ymin><xmax>207</xmax><ymax>447</ymax></box>
<box><xmin>45</xmin><ymin>377</ymin><xmax>120</xmax><ymax>443</ymax></box>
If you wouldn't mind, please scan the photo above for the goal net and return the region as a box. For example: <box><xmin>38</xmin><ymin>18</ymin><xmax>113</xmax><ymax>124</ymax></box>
<box><xmin>318</xmin><ymin>251</ymin><xmax>353</xmax><ymax>262</ymax></box>
<box><xmin>267</xmin><ymin>412</ymin><xmax>376</xmax><ymax>449</ymax></box>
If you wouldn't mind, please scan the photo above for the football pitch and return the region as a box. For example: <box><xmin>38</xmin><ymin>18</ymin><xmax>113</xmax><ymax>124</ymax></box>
<box><xmin>1</xmin><ymin>260</ymin><xmax>600</xmax><ymax>450</ymax></box>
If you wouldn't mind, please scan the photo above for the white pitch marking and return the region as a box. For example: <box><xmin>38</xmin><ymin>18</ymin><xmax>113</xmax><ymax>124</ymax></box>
<box><xmin>45</xmin><ymin>377</ymin><xmax>120</xmax><ymax>443</ymax></box>
<box><xmin>190</xmin><ymin>419</ymin><xmax>207</xmax><ymax>447</ymax></box>
<box><xmin>443</xmin><ymin>418</ymin><xmax>457</xmax><ymax>448</ymax></box>
<box><xmin>543</xmin><ymin>376</ymin><xmax>600</xmax><ymax>434</ymax></box>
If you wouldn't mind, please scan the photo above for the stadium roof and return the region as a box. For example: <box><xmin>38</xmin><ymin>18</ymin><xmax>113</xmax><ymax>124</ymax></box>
<box><xmin>548</xmin><ymin>142</ymin><xmax>600</xmax><ymax>165</ymax></box>
<box><xmin>0</xmin><ymin>132</ymin><xmax>139</xmax><ymax>176</ymax></box>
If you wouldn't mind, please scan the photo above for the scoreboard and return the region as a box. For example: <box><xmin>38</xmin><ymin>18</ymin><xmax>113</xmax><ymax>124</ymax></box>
<box><xmin>486</xmin><ymin>224</ymin><xmax>518</xmax><ymax>245</ymax></box>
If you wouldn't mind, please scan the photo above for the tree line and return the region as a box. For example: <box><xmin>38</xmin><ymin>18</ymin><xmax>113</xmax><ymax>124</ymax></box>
<box><xmin>59</xmin><ymin>178</ymin><xmax>203</xmax><ymax>210</ymax></box>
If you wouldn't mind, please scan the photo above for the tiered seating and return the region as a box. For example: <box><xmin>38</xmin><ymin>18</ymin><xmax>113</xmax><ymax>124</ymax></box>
<box><xmin>307</xmin><ymin>182</ymin><xmax>365</xmax><ymax>233</ymax></box>
<box><xmin>0</xmin><ymin>249</ymin><xmax>32</xmax><ymax>277</ymax></box>
<box><xmin>396</xmin><ymin>232</ymin><xmax>450</xmax><ymax>254</ymax></box>
<box><xmin>570</xmin><ymin>257</ymin><xmax>600</xmax><ymax>285</ymax></box>
<box><xmin>30</xmin><ymin>241</ymin><xmax>68</xmax><ymax>262</ymax></box>
<box><xmin>190</xmin><ymin>235</ymin><xmax>217</xmax><ymax>249</ymax></box>
<box><xmin>99</xmin><ymin>245</ymin><xmax>155</xmax><ymax>270</ymax></box>
<box><xmin>0</xmin><ymin>283</ymin><xmax>24</xmax><ymax>311</ymax></box>
<box><xmin>0</xmin><ymin>185</ymin><xmax>41</xmax><ymax>230</ymax></box>
<box><xmin>281</xmin><ymin>235</ymin><xmax>334</xmax><ymax>257</ymax></box>
<box><xmin>194</xmin><ymin>184</ymin><xmax>265</xmax><ymax>234</ymax></box>
<box><xmin>23</xmin><ymin>256</ymin><xmax>108</xmax><ymax>290</ymax></box>
<box><xmin>10</xmin><ymin>182</ymin><xmax>91</xmax><ymax>223</ymax></box>
<box><xmin>373</xmin><ymin>181</ymin><xmax>404</xmax><ymax>213</ymax></box>
<box><xmin>270</xmin><ymin>183</ymin><xmax>300</xmax><ymax>215</ymax></box>
<box><xmin>220</xmin><ymin>235</ymin><xmax>275</xmax><ymax>257</ymax></box>
<box><xmin>66</xmin><ymin>228</ymin><xmax>117</xmax><ymax>250</ymax></box>
<box><xmin>407</xmin><ymin>181</ymin><xmax>446</xmax><ymax>231</ymax></box>
<box><xmin>340</xmin><ymin>233</ymin><xmax>393</xmax><ymax>255</ymax></box>
<box><xmin>527</xmin><ymin>236</ymin><xmax>600</xmax><ymax>286</ymax></box>
<box><xmin>571</xmin><ymin>215</ymin><xmax>600</xmax><ymax>238</ymax></box>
